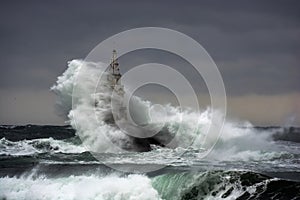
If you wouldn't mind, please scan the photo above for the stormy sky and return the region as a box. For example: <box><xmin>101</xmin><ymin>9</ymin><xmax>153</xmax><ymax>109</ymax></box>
<box><xmin>0</xmin><ymin>0</ymin><xmax>299</xmax><ymax>126</ymax></box>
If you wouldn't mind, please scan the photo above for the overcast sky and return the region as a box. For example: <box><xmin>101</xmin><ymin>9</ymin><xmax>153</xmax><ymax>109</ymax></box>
<box><xmin>0</xmin><ymin>0</ymin><xmax>299</xmax><ymax>126</ymax></box>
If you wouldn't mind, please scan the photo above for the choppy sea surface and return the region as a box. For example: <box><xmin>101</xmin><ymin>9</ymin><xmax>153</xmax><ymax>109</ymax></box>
<box><xmin>2</xmin><ymin>59</ymin><xmax>299</xmax><ymax>199</ymax></box>
<box><xmin>0</xmin><ymin>125</ymin><xmax>300</xmax><ymax>200</ymax></box>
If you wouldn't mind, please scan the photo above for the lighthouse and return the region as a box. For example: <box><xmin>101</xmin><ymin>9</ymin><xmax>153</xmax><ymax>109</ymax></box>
<box><xmin>108</xmin><ymin>50</ymin><xmax>124</xmax><ymax>95</ymax></box>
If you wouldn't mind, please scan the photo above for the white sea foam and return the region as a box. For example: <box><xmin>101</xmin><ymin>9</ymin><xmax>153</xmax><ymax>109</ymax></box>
<box><xmin>0</xmin><ymin>174</ymin><xmax>161</xmax><ymax>200</ymax></box>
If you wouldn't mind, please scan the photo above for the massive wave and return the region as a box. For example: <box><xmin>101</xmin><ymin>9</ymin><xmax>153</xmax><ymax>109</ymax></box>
<box><xmin>50</xmin><ymin>60</ymin><xmax>287</xmax><ymax>162</ymax></box>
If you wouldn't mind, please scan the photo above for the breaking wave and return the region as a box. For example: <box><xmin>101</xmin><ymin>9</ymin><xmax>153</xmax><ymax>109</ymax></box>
<box><xmin>152</xmin><ymin>171</ymin><xmax>300</xmax><ymax>200</ymax></box>
<box><xmin>0</xmin><ymin>173</ymin><xmax>160</xmax><ymax>200</ymax></box>
<box><xmin>50</xmin><ymin>60</ymin><xmax>291</xmax><ymax>162</ymax></box>
<box><xmin>1</xmin><ymin>169</ymin><xmax>299</xmax><ymax>200</ymax></box>
<box><xmin>0</xmin><ymin>137</ymin><xmax>85</xmax><ymax>156</ymax></box>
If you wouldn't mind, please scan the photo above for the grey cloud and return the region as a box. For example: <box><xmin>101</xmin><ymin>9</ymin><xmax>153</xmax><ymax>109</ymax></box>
<box><xmin>0</xmin><ymin>0</ymin><xmax>299</xmax><ymax>124</ymax></box>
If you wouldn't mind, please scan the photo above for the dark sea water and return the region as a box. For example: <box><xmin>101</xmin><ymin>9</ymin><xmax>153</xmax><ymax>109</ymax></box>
<box><xmin>0</xmin><ymin>125</ymin><xmax>300</xmax><ymax>200</ymax></box>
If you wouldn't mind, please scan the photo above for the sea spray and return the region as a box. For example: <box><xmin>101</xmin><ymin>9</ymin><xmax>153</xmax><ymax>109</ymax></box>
<box><xmin>51</xmin><ymin>60</ymin><xmax>208</xmax><ymax>152</ymax></box>
<box><xmin>51</xmin><ymin>59</ymin><xmax>282</xmax><ymax>162</ymax></box>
